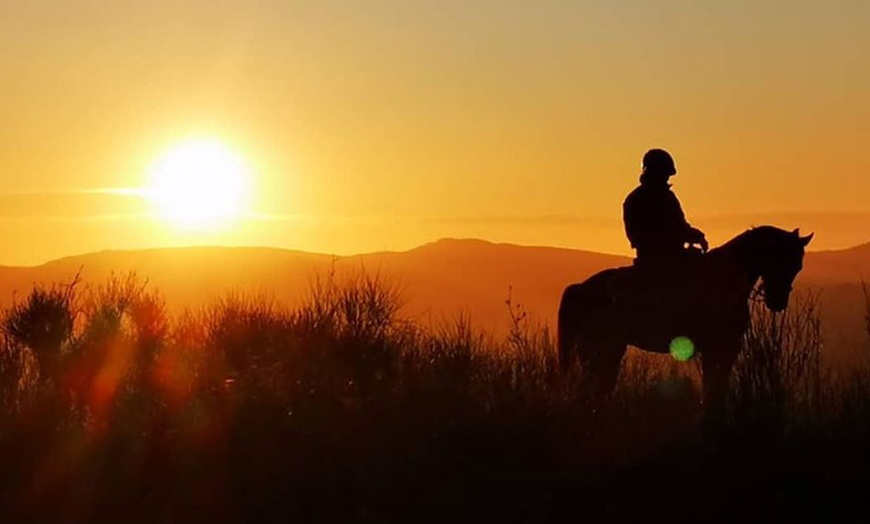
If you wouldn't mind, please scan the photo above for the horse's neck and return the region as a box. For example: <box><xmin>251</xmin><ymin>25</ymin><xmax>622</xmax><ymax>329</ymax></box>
<box><xmin>709</xmin><ymin>232</ymin><xmax>764</xmax><ymax>292</ymax></box>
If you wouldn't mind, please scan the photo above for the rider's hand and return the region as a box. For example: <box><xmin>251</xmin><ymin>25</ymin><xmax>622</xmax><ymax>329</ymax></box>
<box><xmin>688</xmin><ymin>227</ymin><xmax>708</xmax><ymax>253</ymax></box>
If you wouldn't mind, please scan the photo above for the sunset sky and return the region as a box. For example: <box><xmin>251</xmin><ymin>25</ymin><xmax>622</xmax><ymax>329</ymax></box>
<box><xmin>1</xmin><ymin>1</ymin><xmax>868</xmax><ymax>264</ymax></box>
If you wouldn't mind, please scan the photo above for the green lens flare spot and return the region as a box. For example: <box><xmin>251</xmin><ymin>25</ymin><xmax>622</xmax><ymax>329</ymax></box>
<box><xmin>669</xmin><ymin>336</ymin><xmax>695</xmax><ymax>361</ymax></box>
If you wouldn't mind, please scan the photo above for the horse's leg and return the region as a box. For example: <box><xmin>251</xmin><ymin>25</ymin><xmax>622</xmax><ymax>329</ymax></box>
<box><xmin>701</xmin><ymin>340</ymin><xmax>740</xmax><ymax>432</ymax></box>
<box><xmin>578</xmin><ymin>338</ymin><xmax>627</xmax><ymax>398</ymax></box>
<box><xmin>557</xmin><ymin>319</ymin><xmax>579</xmax><ymax>373</ymax></box>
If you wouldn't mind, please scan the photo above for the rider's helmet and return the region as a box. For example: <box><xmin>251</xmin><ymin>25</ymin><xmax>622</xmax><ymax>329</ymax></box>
<box><xmin>642</xmin><ymin>149</ymin><xmax>676</xmax><ymax>177</ymax></box>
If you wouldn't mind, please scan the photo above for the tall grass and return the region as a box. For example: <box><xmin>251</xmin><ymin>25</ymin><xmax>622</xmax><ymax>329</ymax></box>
<box><xmin>863</xmin><ymin>280</ymin><xmax>870</xmax><ymax>343</ymax></box>
<box><xmin>0</xmin><ymin>271</ymin><xmax>867</xmax><ymax>523</ymax></box>
<box><xmin>730</xmin><ymin>292</ymin><xmax>823</xmax><ymax>435</ymax></box>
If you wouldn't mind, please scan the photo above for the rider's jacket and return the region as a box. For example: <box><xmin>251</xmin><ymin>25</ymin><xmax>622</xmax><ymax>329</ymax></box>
<box><xmin>622</xmin><ymin>173</ymin><xmax>696</xmax><ymax>265</ymax></box>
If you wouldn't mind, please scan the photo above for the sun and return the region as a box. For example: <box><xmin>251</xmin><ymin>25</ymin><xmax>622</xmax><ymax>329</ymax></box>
<box><xmin>146</xmin><ymin>138</ymin><xmax>252</xmax><ymax>229</ymax></box>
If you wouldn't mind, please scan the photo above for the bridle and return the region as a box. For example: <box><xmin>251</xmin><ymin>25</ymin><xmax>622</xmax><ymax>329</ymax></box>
<box><xmin>749</xmin><ymin>279</ymin><xmax>793</xmax><ymax>311</ymax></box>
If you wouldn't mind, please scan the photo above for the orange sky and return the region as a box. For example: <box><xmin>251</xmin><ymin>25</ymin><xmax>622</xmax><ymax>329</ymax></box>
<box><xmin>1</xmin><ymin>1</ymin><xmax>869</xmax><ymax>264</ymax></box>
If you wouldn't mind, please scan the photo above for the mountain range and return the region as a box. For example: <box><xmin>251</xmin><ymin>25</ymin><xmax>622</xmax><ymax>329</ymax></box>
<box><xmin>1</xmin><ymin>238</ymin><xmax>868</xmax><ymax>364</ymax></box>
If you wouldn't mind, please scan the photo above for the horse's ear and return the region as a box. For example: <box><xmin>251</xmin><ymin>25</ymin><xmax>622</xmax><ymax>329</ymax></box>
<box><xmin>800</xmin><ymin>232</ymin><xmax>814</xmax><ymax>246</ymax></box>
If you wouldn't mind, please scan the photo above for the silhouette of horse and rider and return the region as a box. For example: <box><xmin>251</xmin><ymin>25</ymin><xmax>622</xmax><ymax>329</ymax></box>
<box><xmin>558</xmin><ymin>148</ymin><xmax>813</xmax><ymax>420</ymax></box>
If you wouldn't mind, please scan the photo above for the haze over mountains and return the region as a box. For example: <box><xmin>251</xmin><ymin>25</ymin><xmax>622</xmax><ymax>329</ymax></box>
<box><xmin>1</xmin><ymin>238</ymin><xmax>868</xmax><ymax>363</ymax></box>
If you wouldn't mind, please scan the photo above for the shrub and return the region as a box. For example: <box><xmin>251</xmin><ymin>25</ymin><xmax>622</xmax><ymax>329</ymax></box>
<box><xmin>730</xmin><ymin>291</ymin><xmax>822</xmax><ymax>434</ymax></box>
<box><xmin>862</xmin><ymin>280</ymin><xmax>870</xmax><ymax>344</ymax></box>
<box><xmin>2</xmin><ymin>276</ymin><xmax>79</xmax><ymax>382</ymax></box>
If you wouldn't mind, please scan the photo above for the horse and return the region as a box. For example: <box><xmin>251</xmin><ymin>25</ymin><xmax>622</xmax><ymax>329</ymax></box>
<box><xmin>557</xmin><ymin>226</ymin><xmax>813</xmax><ymax>418</ymax></box>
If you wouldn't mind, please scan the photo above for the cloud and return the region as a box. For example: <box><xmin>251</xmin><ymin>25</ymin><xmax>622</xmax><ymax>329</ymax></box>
<box><xmin>0</xmin><ymin>189</ymin><xmax>150</xmax><ymax>220</ymax></box>
<box><xmin>244</xmin><ymin>213</ymin><xmax>621</xmax><ymax>227</ymax></box>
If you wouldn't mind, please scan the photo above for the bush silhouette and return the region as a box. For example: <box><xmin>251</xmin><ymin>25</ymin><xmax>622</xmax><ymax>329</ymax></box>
<box><xmin>2</xmin><ymin>278</ymin><xmax>78</xmax><ymax>382</ymax></box>
<box><xmin>0</xmin><ymin>271</ymin><xmax>866</xmax><ymax>523</ymax></box>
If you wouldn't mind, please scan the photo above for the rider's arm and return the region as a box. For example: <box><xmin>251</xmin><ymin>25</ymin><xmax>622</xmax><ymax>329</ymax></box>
<box><xmin>667</xmin><ymin>191</ymin><xmax>708</xmax><ymax>251</ymax></box>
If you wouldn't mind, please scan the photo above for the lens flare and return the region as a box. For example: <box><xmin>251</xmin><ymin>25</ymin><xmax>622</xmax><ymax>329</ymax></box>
<box><xmin>669</xmin><ymin>336</ymin><xmax>695</xmax><ymax>361</ymax></box>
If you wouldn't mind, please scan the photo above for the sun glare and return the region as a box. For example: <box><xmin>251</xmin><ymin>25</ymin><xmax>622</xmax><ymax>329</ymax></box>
<box><xmin>147</xmin><ymin>138</ymin><xmax>252</xmax><ymax>229</ymax></box>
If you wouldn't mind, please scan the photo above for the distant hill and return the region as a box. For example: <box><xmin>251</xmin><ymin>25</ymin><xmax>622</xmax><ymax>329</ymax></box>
<box><xmin>800</xmin><ymin>241</ymin><xmax>870</xmax><ymax>284</ymax></box>
<box><xmin>0</xmin><ymin>239</ymin><xmax>867</xmax><ymax>363</ymax></box>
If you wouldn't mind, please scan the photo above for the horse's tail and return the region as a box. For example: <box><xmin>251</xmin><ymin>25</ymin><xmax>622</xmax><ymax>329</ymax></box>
<box><xmin>558</xmin><ymin>284</ymin><xmax>580</xmax><ymax>373</ymax></box>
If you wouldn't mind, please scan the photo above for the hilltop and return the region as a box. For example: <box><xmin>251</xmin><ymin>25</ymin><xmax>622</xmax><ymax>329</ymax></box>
<box><xmin>0</xmin><ymin>238</ymin><xmax>867</xmax><ymax>359</ymax></box>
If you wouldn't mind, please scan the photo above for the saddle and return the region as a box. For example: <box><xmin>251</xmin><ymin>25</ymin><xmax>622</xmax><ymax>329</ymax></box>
<box><xmin>608</xmin><ymin>249</ymin><xmax>705</xmax><ymax>308</ymax></box>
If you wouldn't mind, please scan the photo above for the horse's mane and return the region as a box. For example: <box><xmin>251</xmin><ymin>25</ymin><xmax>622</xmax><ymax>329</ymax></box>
<box><xmin>712</xmin><ymin>225</ymin><xmax>794</xmax><ymax>255</ymax></box>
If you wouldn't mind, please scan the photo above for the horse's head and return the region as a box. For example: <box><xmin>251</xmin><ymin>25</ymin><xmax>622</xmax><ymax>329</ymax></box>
<box><xmin>758</xmin><ymin>228</ymin><xmax>813</xmax><ymax>312</ymax></box>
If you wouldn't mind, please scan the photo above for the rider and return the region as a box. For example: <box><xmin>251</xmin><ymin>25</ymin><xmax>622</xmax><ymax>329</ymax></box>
<box><xmin>623</xmin><ymin>149</ymin><xmax>708</xmax><ymax>269</ymax></box>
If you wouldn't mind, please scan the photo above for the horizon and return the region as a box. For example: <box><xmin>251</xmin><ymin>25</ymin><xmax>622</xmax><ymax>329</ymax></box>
<box><xmin>3</xmin><ymin>209</ymin><xmax>870</xmax><ymax>265</ymax></box>
<box><xmin>6</xmin><ymin>223</ymin><xmax>869</xmax><ymax>269</ymax></box>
